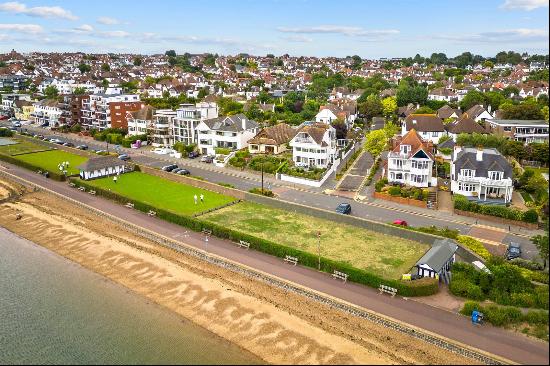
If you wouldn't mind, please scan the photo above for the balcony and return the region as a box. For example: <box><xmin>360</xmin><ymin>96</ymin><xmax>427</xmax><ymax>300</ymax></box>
<box><xmin>458</xmin><ymin>175</ymin><xmax>513</xmax><ymax>187</ymax></box>
<box><xmin>293</xmin><ymin>137</ymin><xmax>313</xmax><ymax>144</ymax></box>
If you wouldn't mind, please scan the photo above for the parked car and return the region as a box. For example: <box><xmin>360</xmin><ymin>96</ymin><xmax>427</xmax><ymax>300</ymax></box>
<box><xmin>152</xmin><ymin>147</ymin><xmax>170</xmax><ymax>155</ymax></box>
<box><xmin>335</xmin><ymin>203</ymin><xmax>351</xmax><ymax>214</ymax></box>
<box><xmin>176</xmin><ymin>169</ymin><xmax>191</xmax><ymax>175</ymax></box>
<box><xmin>63</xmin><ymin>142</ymin><xmax>74</xmax><ymax>147</ymax></box>
<box><xmin>0</xmin><ymin>115</ymin><xmax>8</xmax><ymax>120</ymax></box>
<box><xmin>171</xmin><ymin>168</ymin><xmax>183</xmax><ymax>174</ymax></box>
<box><xmin>393</xmin><ymin>219</ymin><xmax>408</xmax><ymax>226</ymax></box>
<box><xmin>76</xmin><ymin>144</ymin><xmax>88</xmax><ymax>150</ymax></box>
<box><xmin>188</xmin><ymin>151</ymin><xmax>199</xmax><ymax>159</ymax></box>
<box><xmin>505</xmin><ymin>242</ymin><xmax>522</xmax><ymax>260</ymax></box>
<box><xmin>200</xmin><ymin>155</ymin><xmax>214</xmax><ymax>163</ymax></box>
<box><xmin>94</xmin><ymin>149</ymin><xmax>108</xmax><ymax>155</ymax></box>
<box><xmin>161</xmin><ymin>164</ymin><xmax>178</xmax><ymax>172</ymax></box>
<box><xmin>118</xmin><ymin>154</ymin><xmax>131</xmax><ymax>161</ymax></box>
<box><xmin>12</xmin><ymin>121</ymin><xmax>21</xmax><ymax>128</ymax></box>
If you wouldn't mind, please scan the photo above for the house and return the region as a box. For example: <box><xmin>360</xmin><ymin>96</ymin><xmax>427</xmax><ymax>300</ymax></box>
<box><xmin>248</xmin><ymin>123</ymin><xmax>296</xmax><ymax>155</ymax></box>
<box><xmin>437</xmin><ymin>105</ymin><xmax>462</xmax><ymax>120</ymax></box>
<box><xmin>13</xmin><ymin>100</ymin><xmax>34</xmax><ymax>121</ymax></box>
<box><xmin>78</xmin><ymin>156</ymin><xmax>130</xmax><ymax>180</ymax></box>
<box><xmin>315</xmin><ymin>106</ymin><xmax>338</xmax><ymax>124</ymax></box>
<box><xmin>484</xmin><ymin>119</ymin><xmax>549</xmax><ymax>144</ymax></box>
<box><xmin>289</xmin><ymin>122</ymin><xmax>337</xmax><ymax>169</ymax></box>
<box><xmin>451</xmin><ymin>146</ymin><xmax>514</xmax><ymax>203</ymax></box>
<box><xmin>173</xmin><ymin>102</ymin><xmax>219</xmax><ymax>146</ymax></box>
<box><xmin>387</xmin><ymin>128</ymin><xmax>435</xmax><ymax>188</ymax></box>
<box><xmin>428</xmin><ymin>88</ymin><xmax>458</xmax><ymax>102</ymax></box>
<box><xmin>402</xmin><ymin>114</ymin><xmax>446</xmax><ymax>144</ymax></box>
<box><xmin>31</xmin><ymin>99</ymin><xmax>62</xmax><ymax>127</ymax></box>
<box><xmin>196</xmin><ymin>114</ymin><xmax>259</xmax><ymax>156</ymax></box>
<box><xmin>446</xmin><ymin>116</ymin><xmax>488</xmax><ymax>141</ymax></box>
<box><xmin>81</xmin><ymin>93</ymin><xmax>142</xmax><ymax>130</ymax></box>
<box><xmin>414</xmin><ymin>239</ymin><xmax>458</xmax><ymax>283</ymax></box>
<box><xmin>463</xmin><ymin>104</ymin><xmax>493</xmax><ymax>122</ymax></box>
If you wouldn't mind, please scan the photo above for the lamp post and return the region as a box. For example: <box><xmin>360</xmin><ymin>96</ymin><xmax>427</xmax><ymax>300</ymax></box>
<box><xmin>317</xmin><ymin>231</ymin><xmax>321</xmax><ymax>270</ymax></box>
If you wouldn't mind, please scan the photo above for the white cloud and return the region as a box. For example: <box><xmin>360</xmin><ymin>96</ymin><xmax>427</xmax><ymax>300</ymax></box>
<box><xmin>500</xmin><ymin>0</ymin><xmax>549</xmax><ymax>10</ymax></box>
<box><xmin>0</xmin><ymin>23</ymin><xmax>43</xmax><ymax>33</ymax></box>
<box><xmin>0</xmin><ymin>1</ymin><xmax>77</xmax><ymax>20</ymax></box>
<box><xmin>277</xmin><ymin>25</ymin><xmax>399</xmax><ymax>40</ymax></box>
<box><xmin>97</xmin><ymin>16</ymin><xmax>121</xmax><ymax>25</ymax></box>
<box><xmin>434</xmin><ymin>28</ymin><xmax>548</xmax><ymax>43</ymax></box>
<box><xmin>96</xmin><ymin>30</ymin><xmax>131</xmax><ymax>38</ymax></box>
<box><xmin>281</xmin><ymin>35</ymin><xmax>313</xmax><ymax>43</ymax></box>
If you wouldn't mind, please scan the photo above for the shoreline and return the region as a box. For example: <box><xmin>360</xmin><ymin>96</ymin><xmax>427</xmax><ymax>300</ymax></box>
<box><xmin>0</xmin><ymin>178</ymin><xmax>474</xmax><ymax>364</ymax></box>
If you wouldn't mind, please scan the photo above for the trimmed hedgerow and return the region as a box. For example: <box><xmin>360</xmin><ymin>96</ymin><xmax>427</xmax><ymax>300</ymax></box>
<box><xmin>454</xmin><ymin>194</ymin><xmax>538</xmax><ymax>223</ymax></box>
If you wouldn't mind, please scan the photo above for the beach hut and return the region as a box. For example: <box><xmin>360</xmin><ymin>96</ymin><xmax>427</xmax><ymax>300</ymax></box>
<box><xmin>78</xmin><ymin>156</ymin><xmax>129</xmax><ymax>180</ymax></box>
<box><xmin>414</xmin><ymin>239</ymin><xmax>458</xmax><ymax>283</ymax></box>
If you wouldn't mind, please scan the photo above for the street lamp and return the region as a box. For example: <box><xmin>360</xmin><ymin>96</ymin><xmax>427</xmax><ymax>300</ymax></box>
<box><xmin>317</xmin><ymin>231</ymin><xmax>321</xmax><ymax>270</ymax></box>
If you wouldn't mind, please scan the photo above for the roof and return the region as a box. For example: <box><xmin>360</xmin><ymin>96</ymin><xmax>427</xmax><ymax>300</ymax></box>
<box><xmin>437</xmin><ymin>105</ymin><xmax>462</xmax><ymax>119</ymax></box>
<box><xmin>202</xmin><ymin>114</ymin><xmax>259</xmax><ymax>132</ymax></box>
<box><xmin>130</xmin><ymin>105</ymin><xmax>154</xmax><ymax>121</ymax></box>
<box><xmin>447</xmin><ymin>117</ymin><xmax>488</xmax><ymax>135</ymax></box>
<box><xmin>464</xmin><ymin>105</ymin><xmax>491</xmax><ymax>119</ymax></box>
<box><xmin>438</xmin><ymin>138</ymin><xmax>455</xmax><ymax>150</ymax></box>
<box><xmin>415</xmin><ymin>239</ymin><xmax>458</xmax><ymax>273</ymax></box>
<box><xmin>392</xmin><ymin>128</ymin><xmax>434</xmax><ymax>160</ymax></box>
<box><xmin>404</xmin><ymin>114</ymin><xmax>445</xmax><ymax>132</ymax></box>
<box><xmin>78</xmin><ymin>156</ymin><xmax>128</xmax><ymax>171</ymax></box>
<box><xmin>487</xmin><ymin>119</ymin><xmax>549</xmax><ymax>126</ymax></box>
<box><xmin>453</xmin><ymin>147</ymin><xmax>513</xmax><ymax>179</ymax></box>
<box><xmin>295</xmin><ymin>122</ymin><xmax>330</xmax><ymax>146</ymax></box>
<box><xmin>248</xmin><ymin>123</ymin><xmax>296</xmax><ymax>145</ymax></box>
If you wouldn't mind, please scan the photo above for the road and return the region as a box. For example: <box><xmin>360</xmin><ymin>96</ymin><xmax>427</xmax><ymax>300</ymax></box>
<box><xmin>6</xmin><ymin>122</ymin><xmax>541</xmax><ymax>261</ymax></box>
<box><xmin>1</xmin><ymin>161</ymin><xmax>548</xmax><ymax>365</ymax></box>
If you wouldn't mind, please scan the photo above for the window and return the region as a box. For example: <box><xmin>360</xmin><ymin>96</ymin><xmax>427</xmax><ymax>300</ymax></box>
<box><xmin>488</xmin><ymin>171</ymin><xmax>503</xmax><ymax>180</ymax></box>
<box><xmin>461</xmin><ymin>169</ymin><xmax>475</xmax><ymax>177</ymax></box>
<box><xmin>458</xmin><ymin>183</ymin><xmax>476</xmax><ymax>192</ymax></box>
<box><xmin>432</xmin><ymin>132</ymin><xmax>438</xmax><ymax>137</ymax></box>
<box><xmin>394</xmin><ymin>159</ymin><xmax>403</xmax><ymax>169</ymax></box>
<box><xmin>503</xmin><ymin>126</ymin><xmax>512</xmax><ymax>132</ymax></box>
<box><xmin>400</xmin><ymin>145</ymin><xmax>410</xmax><ymax>155</ymax></box>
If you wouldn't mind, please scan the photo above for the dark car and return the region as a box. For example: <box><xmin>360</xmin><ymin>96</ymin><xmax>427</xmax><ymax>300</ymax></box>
<box><xmin>505</xmin><ymin>242</ymin><xmax>522</xmax><ymax>260</ymax></box>
<box><xmin>335</xmin><ymin>203</ymin><xmax>351</xmax><ymax>215</ymax></box>
<box><xmin>76</xmin><ymin>144</ymin><xmax>88</xmax><ymax>150</ymax></box>
<box><xmin>118</xmin><ymin>154</ymin><xmax>131</xmax><ymax>161</ymax></box>
<box><xmin>161</xmin><ymin>164</ymin><xmax>179</xmax><ymax>172</ymax></box>
<box><xmin>188</xmin><ymin>151</ymin><xmax>199</xmax><ymax>159</ymax></box>
<box><xmin>176</xmin><ymin>169</ymin><xmax>190</xmax><ymax>175</ymax></box>
<box><xmin>63</xmin><ymin>142</ymin><xmax>75</xmax><ymax>147</ymax></box>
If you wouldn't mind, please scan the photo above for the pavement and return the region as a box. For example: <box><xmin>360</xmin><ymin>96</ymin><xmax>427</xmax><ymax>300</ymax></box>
<box><xmin>336</xmin><ymin>151</ymin><xmax>373</xmax><ymax>192</ymax></box>
<box><xmin>7</xmin><ymin>123</ymin><xmax>544</xmax><ymax>262</ymax></box>
<box><xmin>1</xmin><ymin>161</ymin><xmax>548</xmax><ymax>365</ymax></box>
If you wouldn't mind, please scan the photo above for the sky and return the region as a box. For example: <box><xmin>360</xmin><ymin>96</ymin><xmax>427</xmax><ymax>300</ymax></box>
<box><xmin>0</xmin><ymin>0</ymin><xmax>548</xmax><ymax>58</ymax></box>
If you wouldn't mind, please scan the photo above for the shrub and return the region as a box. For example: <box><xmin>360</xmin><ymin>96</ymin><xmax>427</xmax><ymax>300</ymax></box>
<box><xmin>510</xmin><ymin>258</ymin><xmax>545</xmax><ymax>271</ymax></box>
<box><xmin>449</xmin><ymin>278</ymin><xmax>484</xmax><ymax>300</ymax></box>
<box><xmin>454</xmin><ymin>194</ymin><xmax>538</xmax><ymax>223</ymax></box>
<box><xmin>217</xmin><ymin>182</ymin><xmax>235</xmax><ymax>188</ymax></box>
<box><xmin>214</xmin><ymin>147</ymin><xmax>231</xmax><ymax>155</ymax></box>
<box><xmin>0</xmin><ymin>128</ymin><xmax>14</xmax><ymax>137</ymax></box>
<box><xmin>530</xmin><ymin>271</ymin><xmax>549</xmax><ymax>284</ymax></box>
<box><xmin>375</xmin><ymin>178</ymin><xmax>387</xmax><ymax>192</ymax></box>
<box><xmin>457</xmin><ymin>235</ymin><xmax>492</xmax><ymax>260</ymax></box>
<box><xmin>388</xmin><ymin>186</ymin><xmax>401</xmax><ymax>196</ymax></box>
<box><xmin>248</xmin><ymin>188</ymin><xmax>274</xmax><ymax>197</ymax></box>
<box><xmin>461</xmin><ymin>302</ymin><xmax>547</xmax><ymax>328</ymax></box>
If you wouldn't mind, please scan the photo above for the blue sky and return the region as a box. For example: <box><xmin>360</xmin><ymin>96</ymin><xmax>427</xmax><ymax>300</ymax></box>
<box><xmin>0</xmin><ymin>0</ymin><xmax>548</xmax><ymax>57</ymax></box>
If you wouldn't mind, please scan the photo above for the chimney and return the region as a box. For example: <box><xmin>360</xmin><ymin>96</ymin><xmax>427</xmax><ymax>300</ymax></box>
<box><xmin>454</xmin><ymin>144</ymin><xmax>462</xmax><ymax>156</ymax></box>
<box><xmin>241</xmin><ymin>116</ymin><xmax>247</xmax><ymax>130</ymax></box>
<box><xmin>476</xmin><ymin>146</ymin><xmax>483</xmax><ymax>161</ymax></box>
<box><xmin>487</xmin><ymin>105</ymin><xmax>492</xmax><ymax>114</ymax></box>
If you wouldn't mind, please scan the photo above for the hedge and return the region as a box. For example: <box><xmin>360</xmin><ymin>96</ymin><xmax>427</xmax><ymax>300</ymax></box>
<box><xmin>454</xmin><ymin>194</ymin><xmax>538</xmax><ymax>223</ymax></box>
<box><xmin>0</xmin><ymin>153</ymin><xmax>67</xmax><ymax>181</ymax></box>
<box><xmin>456</xmin><ymin>235</ymin><xmax>492</xmax><ymax>261</ymax></box>
<box><xmin>461</xmin><ymin>301</ymin><xmax>548</xmax><ymax>327</ymax></box>
<box><xmin>69</xmin><ymin>177</ymin><xmax>439</xmax><ymax>297</ymax></box>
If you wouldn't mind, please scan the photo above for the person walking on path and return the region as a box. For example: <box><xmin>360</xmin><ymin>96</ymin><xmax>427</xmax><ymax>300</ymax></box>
<box><xmin>113</xmin><ymin>176</ymin><xmax>118</xmax><ymax>184</ymax></box>
<box><xmin>200</xmin><ymin>194</ymin><xmax>204</xmax><ymax>203</ymax></box>
<box><xmin>194</xmin><ymin>194</ymin><xmax>198</xmax><ymax>204</ymax></box>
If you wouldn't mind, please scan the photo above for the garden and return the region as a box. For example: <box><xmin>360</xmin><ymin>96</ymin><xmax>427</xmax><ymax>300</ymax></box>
<box><xmin>201</xmin><ymin>201</ymin><xmax>429</xmax><ymax>280</ymax></box>
<box><xmin>454</xmin><ymin>194</ymin><xmax>538</xmax><ymax>224</ymax></box>
<box><xmin>375</xmin><ymin>178</ymin><xmax>430</xmax><ymax>201</ymax></box>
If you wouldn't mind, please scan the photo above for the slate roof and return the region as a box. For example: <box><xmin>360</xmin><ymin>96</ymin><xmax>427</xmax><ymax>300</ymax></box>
<box><xmin>447</xmin><ymin>117</ymin><xmax>488</xmax><ymax>135</ymax></box>
<box><xmin>453</xmin><ymin>147</ymin><xmax>512</xmax><ymax>179</ymax></box>
<box><xmin>404</xmin><ymin>114</ymin><xmax>445</xmax><ymax>132</ymax></box>
<box><xmin>415</xmin><ymin>239</ymin><xmax>458</xmax><ymax>273</ymax></box>
<box><xmin>78</xmin><ymin>156</ymin><xmax>127</xmax><ymax>171</ymax></box>
<box><xmin>437</xmin><ymin>105</ymin><xmax>462</xmax><ymax>119</ymax></box>
<box><xmin>248</xmin><ymin>123</ymin><xmax>296</xmax><ymax>145</ymax></box>
<box><xmin>464</xmin><ymin>104</ymin><xmax>491</xmax><ymax>119</ymax></box>
<box><xmin>202</xmin><ymin>114</ymin><xmax>259</xmax><ymax>132</ymax></box>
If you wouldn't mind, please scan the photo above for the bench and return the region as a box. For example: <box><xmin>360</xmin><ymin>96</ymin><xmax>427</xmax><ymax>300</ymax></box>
<box><xmin>283</xmin><ymin>255</ymin><xmax>298</xmax><ymax>266</ymax></box>
<box><xmin>147</xmin><ymin>210</ymin><xmax>157</xmax><ymax>217</ymax></box>
<box><xmin>332</xmin><ymin>270</ymin><xmax>348</xmax><ymax>282</ymax></box>
<box><xmin>125</xmin><ymin>202</ymin><xmax>134</xmax><ymax>209</ymax></box>
<box><xmin>89</xmin><ymin>190</ymin><xmax>96</xmax><ymax>195</ymax></box>
<box><xmin>201</xmin><ymin>229</ymin><xmax>212</xmax><ymax>236</ymax></box>
<box><xmin>237</xmin><ymin>240</ymin><xmax>250</xmax><ymax>249</ymax></box>
<box><xmin>78</xmin><ymin>187</ymin><xmax>85</xmax><ymax>192</ymax></box>
<box><xmin>379</xmin><ymin>284</ymin><xmax>398</xmax><ymax>297</ymax></box>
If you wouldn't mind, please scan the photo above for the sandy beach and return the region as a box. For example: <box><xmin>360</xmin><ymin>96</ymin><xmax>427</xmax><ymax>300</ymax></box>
<box><xmin>0</xmin><ymin>177</ymin><xmax>475</xmax><ymax>365</ymax></box>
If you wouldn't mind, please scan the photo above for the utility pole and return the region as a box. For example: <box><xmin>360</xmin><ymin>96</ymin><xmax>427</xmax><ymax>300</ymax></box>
<box><xmin>317</xmin><ymin>231</ymin><xmax>321</xmax><ymax>270</ymax></box>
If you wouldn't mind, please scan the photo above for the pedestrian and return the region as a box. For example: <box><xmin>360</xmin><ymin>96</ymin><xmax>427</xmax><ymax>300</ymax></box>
<box><xmin>200</xmin><ymin>194</ymin><xmax>204</xmax><ymax>203</ymax></box>
<box><xmin>194</xmin><ymin>194</ymin><xmax>198</xmax><ymax>204</ymax></box>
<box><xmin>113</xmin><ymin>176</ymin><xmax>117</xmax><ymax>184</ymax></box>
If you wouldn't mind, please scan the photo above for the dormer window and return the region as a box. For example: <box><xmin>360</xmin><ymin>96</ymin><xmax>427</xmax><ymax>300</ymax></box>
<box><xmin>400</xmin><ymin>145</ymin><xmax>410</xmax><ymax>155</ymax></box>
<box><xmin>488</xmin><ymin>171</ymin><xmax>503</xmax><ymax>180</ymax></box>
<box><xmin>461</xmin><ymin>169</ymin><xmax>475</xmax><ymax>177</ymax></box>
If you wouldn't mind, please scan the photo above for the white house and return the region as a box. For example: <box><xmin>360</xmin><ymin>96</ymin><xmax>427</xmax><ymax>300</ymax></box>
<box><xmin>414</xmin><ymin>239</ymin><xmax>458</xmax><ymax>283</ymax></box>
<box><xmin>78</xmin><ymin>156</ymin><xmax>129</xmax><ymax>180</ymax></box>
<box><xmin>463</xmin><ymin>104</ymin><xmax>493</xmax><ymax>123</ymax></box>
<box><xmin>315</xmin><ymin>107</ymin><xmax>338</xmax><ymax>124</ymax></box>
<box><xmin>387</xmin><ymin>128</ymin><xmax>436</xmax><ymax>188</ymax></box>
<box><xmin>450</xmin><ymin>146</ymin><xmax>514</xmax><ymax>203</ymax></box>
<box><xmin>428</xmin><ymin>88</ymin><xmax>458</xmax><ymax>102</ymax></box>
<box><xmin>402</xmin><ymin>114</ymin><xmax>446</xmax><ymax>144</ymax></box>
<box><xmin>289</xmin><ymin>122</ymin><xmax>337</xmax><ymax>169</ymax></box>
<box><xmin>31</xmin><ymin>99</ymin><xmax>62</xmax><ymax>127</ymax></box>
<box><xmin>196</xmin><ymin>114</ymin><xmax>259</xmax><ymax>156</ymax></box>
<box><xmin>173</xmin><ymin>102</ymin><xmax>219</xmax><ymax>146</ymax></box>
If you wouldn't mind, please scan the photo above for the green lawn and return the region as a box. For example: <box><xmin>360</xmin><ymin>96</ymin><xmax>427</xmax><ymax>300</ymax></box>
<box><xmin>0</xmin><ymin>138</ymin><xmax>52</xmax><ymax>156</ymax></box>
<box><xmin>14</xmin><ymin>150</ymin><xmax>88</xmax><ymax>175</ymax></box>
<box><xmin>201</xmin><ymin>202</ymin><xmax>429</xmax><ymax>279</ymax></box>
<box><xmin>82</xmin><ymin>171</ymin><xmax>236</xmax><ymax>216</ymax></box>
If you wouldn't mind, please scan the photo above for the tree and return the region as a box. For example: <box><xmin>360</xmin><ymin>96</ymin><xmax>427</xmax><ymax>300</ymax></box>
<box><xmin>415</xmin><ymin>106</ymin><xmax>434</xmax><ymax>114</ymax></box>
<box><xmin>133</xmin><ymin>57</ymin><xmax>142</xmax><ymax>66</ymax></box>
<box><xmin>430</xmin><ymin>52</ymin><xmax>448</xmax><ymax>65</ymax></box>
<box><xmin>542</xmin><ymin>105</ymin><xmax>549</xmax><ymax>122</ymax></box>
<box><xmin>359</xmin><ymin>94</ymin><xmax>383</xmax><ymax>121</ymax></box>
<box><xmin>78</xmin><ymin>63</ymin><xmax>91</xmax><ymax>74</ymax></box>
<box><xmin>532</xmin><ymin>221</ymin><xmax>548</xmax><ymax>268</ymax></box>
<box><xmin>483</xmin><ymin>60</ymin><xmax>494</xmax><ymax>68</ymax></box>
<box><xmin>381</xmin><ymin>96</ymin><xmax>397</xmax><ymax>117</ymax></box>
<box><xmin>331</xmin><ymin>118</ymin><xmax>347</xmax><ymax>140</ymax></box>
<box><xmin>197</xmin><ymin>87</ymin><xmax>210</xmax><ymax>99</ymax></box>
<box><xmin>165</xmin><ymin>50</ymin><xmax>176</xmax><ymax>57</ymax></box>
<box><xmin>73</xmin><ymin>87</ymin><xmax>86</xmax><ymax>95</ymax></box>
<box><xmin>101</xmin><ymin>63</ymin><xmax>110</xmax><ymax>72</ymax></box>
<box><xmin>364</xmin><ymin>129</ymin><xmax>388</xmax><ymax>157</ymax></box>
<box><xmin>351</xmin><ymin>55</ymin><xmax>362</xmax><ymax>70</ymax></box>
<box><xmin>460</xmin><ymin>90</ymin><xmax>486</xmax><ymax>111</ymax></box>
<box><xmin>501</xmin><ymin>103</ymin><xmax>544</xmax><ymax>120</ymax></box>
<box><xmin>396</xmin><ymin>85</ymin><xmax>428</xmax><ymax>106</ymax></box>
<box><xmin>44</xmin><ymin>85</ymin><xmax>59</xmax><ymax>99</ymax></box>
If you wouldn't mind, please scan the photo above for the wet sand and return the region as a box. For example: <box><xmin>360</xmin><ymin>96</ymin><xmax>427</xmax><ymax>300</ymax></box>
<box><xmin>0</xmin><ymin>179</ymin><xmax>475</xmax><ymax>365</ymax></box>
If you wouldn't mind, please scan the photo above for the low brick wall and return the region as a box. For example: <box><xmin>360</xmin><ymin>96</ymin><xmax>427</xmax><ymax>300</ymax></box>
<box><xmin>139</xmin><ymin>165</ymin><xmax>246</xmax><ymax>200</ymax></box>
<box><xmin>454</xmin><ymin>209</ymin><xmax>538</xmax><ymax>230</ymax></box>
<box><xmin>373</xmin><ymin>191</ymin><xmax>427</xmax><ymax>209</ymax></box>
